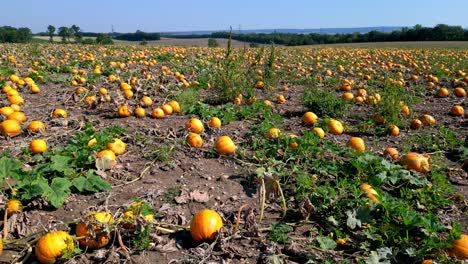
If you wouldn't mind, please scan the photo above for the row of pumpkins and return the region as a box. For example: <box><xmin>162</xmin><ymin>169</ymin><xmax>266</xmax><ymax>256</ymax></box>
<box><xmin>1</xmin><ymin>199</ymin><xmax>223</xmax><ymax>263</ymax></box>
<box><xmin>2</xmin><ymin>196</ymin><xmax>467</xmax><ymax>263</ymax></box>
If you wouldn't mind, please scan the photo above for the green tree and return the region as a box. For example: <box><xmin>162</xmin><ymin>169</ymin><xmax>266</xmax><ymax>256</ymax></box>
<box><xmin>47</xmin><ymin>25</ymin><xmax>55</xmax><ymax>43</ymax></box>
<box><xmin>58</xmin><ymin>26</ymin><xmax>71</xmax><ymax>43</ymax></box>
<box><xmin>70</xmin><ymin>24</ymin><xmax>83</xmax><ymax>43</ymax></box>
<box><xmin>208</xmin><ymin>38</ymin><xmax>219</xmax><ymax>47</ymax></box>
<box><xmin>96</xmin><ymin>33</ymin><xmax>114</xmax><ymax>45</ymax></box>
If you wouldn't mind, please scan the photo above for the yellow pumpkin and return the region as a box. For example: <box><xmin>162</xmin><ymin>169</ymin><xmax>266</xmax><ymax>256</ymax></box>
<box><xmin>215</xmin><ymin>136</ymin><xmax>236</xmax><ymax>155</ymax></box>
<box><xmin>52</xmin><ymin>108</ymin><xmax>67</xmax><ymax>118</ymax></box>
<box><xmin>267</xmin><ymin>128</ymin><xmax>281</xmax><ymax>139</ymax></box>
<box><xmin>27</xmin><ymin>120</ymin><xmax>46</xmax><ymax>133</ymax></box>
<box><xmin>6</xmin><ymin>199</ymin><xmax>23</xmax><ymax>215</ymax></box>
<box><xmin>190</xmin><ymin>209</ymin><xmax>223</xmax><ymax>242</ymax></box>
<box><xmin>76</xmin><ymin>212</ymin><xmax>113</xmax><ymax>249</ymax></box>
<box><xmin>106</xmin><ymin>138</ymin><xmax>126</xmax><ymax>155</ymax></box>
<box><xmin>35</xmin><ymin>231</ymin><xmax>75</xmax><ymax>264</ymax></box>
<box><xmin>400</xmin><ymin>152</ymin><xmax>431</xmax><ymax>173</ymax></box>
<box><xmin>97</xmin><ymin>150</ymin><xmax>117</xmax><ymax>166</ymax></box>
<box><xmin>328</xmin><ymin>119</ymin><xmax>344</xmax><ymax>135</ymax></box>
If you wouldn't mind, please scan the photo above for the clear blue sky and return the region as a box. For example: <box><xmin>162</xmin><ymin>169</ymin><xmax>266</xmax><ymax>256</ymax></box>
<box><xmin>2</xmin><ymin>0</ymin><xmax>467</xmax><ymax>33</ymax></box>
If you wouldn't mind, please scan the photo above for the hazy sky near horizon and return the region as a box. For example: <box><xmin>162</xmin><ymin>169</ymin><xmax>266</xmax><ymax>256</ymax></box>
<box><xmin>2</xmin><ymin>0</ymin><xmax>467</xmax><ymax>33</ymax></box>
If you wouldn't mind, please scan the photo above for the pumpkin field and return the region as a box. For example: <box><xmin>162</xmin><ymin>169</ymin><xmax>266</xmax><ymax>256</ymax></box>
<box><xmin>0</xmin><ymin>42</ymin><xmax>466</xmax><ymax>263</ymax></box>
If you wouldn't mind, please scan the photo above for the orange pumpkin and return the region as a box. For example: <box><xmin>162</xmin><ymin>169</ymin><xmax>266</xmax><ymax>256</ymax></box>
<box><xmin>190</xmin><ymin>209</ymin><xmax>223</xmax><ymax>242</ymax></box>
<box><xmin>0</xmin><ymin>106</ymin><xmax>14</xmax><ymax>117</ymax></box>
<box><xmin>312</xmin><ymin>127</ymin><xmax>325</xmax><ymax>139</ymax></box>
<box><xmin>359</xmin><ymin>183</ymin><xmax>379</xmax><ymax>203</ymax></box>
<box><xmin>35</xmin><ymin>231</ymin><xmax>75</xmax><ymax>264</ymax></box>
<box><xmin>342</xmin><ymin>92</ymin><xmax>354</xmax><ymax>100</ymax></box>
<box><xmin>421</xmin><ymin>114</ymin><xmax>436</xmax><ymax>126</ymax></box>
<box><xmin>450</xmin><ymin>105</ymin><xmax>464</xmax><ymax>116</ymax></box>
<box><xmin>151</xmin><ymin>108</ymin><xmax>165</xmax><ymax>119</ymax></box>
<box><xmin>30</xmin><ymin>139</ymin><xmax>47</xmax><ymax>154</ymax></box>
<box><xmin>134</xmin><ymin>107</ymin><xmax>146</xmax><ymax>118</ymax></box>
<box><xmin>287</xmin><ymin>134</ymin><xmax>299</xmax><ymax>148</ymax></box>
<box><xmin>140</xmin><ymin>96</ymin><xmax>153</xmax><ymax>107</ymax></box>
<box><xmin>168</xmin><ymin>101</ymin><xmax>181</xmax><ymax>113</ymax></box>
<box><xmin>454</xmin><ymin>87</ymin><xmax>466</xmax><ymax>97</ymax></box>
<box><xmin>186</xmin><ymin>132</ymin><xmax>203</xmax><ymax>148</ymax></box>
<box><xmin>384</xmin><ymin>147</ymin><xmax>399</xmax><ymax>160</ymax></box>
<box><xmin>401</xmin><ymin>105</ymin><xmax>410</xmax><ymax>116</ymax></box>
<box><xmin>185</xmin><ymin>118</ymin><xmax>204</xmax><ymax>133</ymax></box>
<box><xmin>388</xmin><ymin>125</ymin><xmax>400</xmax><ymax>136</ymax></box>
<box><xmin>346</xmin><ymin>137</ymin><xmax>365</xmax><ymax>151</ymax></box>
<box><xmin>76</xmin><ymin>212</ymin><xmax>113</xmax><ymax>249</ymax></box>
<box><xmin>7</xmin><ymin>111</ymin><xmax>27</xmax><ymax>123</ymax></box>
<box><xmin>215</xmin><ymin>136</ymin><xmax>236</xmax><ymax>155</ymax></box>
<box><xmin>0</xmin><ymin>119</ymin><xmax>22</xmax><ymax>137</ymax></box>
<box><xmin>436</xmin><ymin>87</ymin><xmax>449</xmax><ymax>97</ymax></box>
<box><xmin>276</xmin><ymin>95</ymin><xmax>286</xmax><ymax>104</ymax></box>
<box><xmin>400</xmin><ymin>152</ymin><xmax>431</xmax><ymax>173</ymax></box>
<box><xmin>410</xmin><ymin>119</ymin><xmax>423</xmax><ymax>130</ymax></box>
<box><xmin>302</xmin><ymin>112</ymin><xmax>318</xmax><ymax>125</ymax></box>
<box><xmin>117</xmin><ymin>105</ymin><xmax>131</xmax><ymax>117</ymax></box>
<box><xmin>448</xmin><ymin>234</ymin><xmax>468</xmax><ymax>259</ymax></box>
<box><xmin>209</xmin><ymin>117</ymin><xmax>222</xmax><ymax>128</ymax></box>
<box><xmin>161</xmin><ymin>104</ymin><xmax>173</xmax><ymax>115</ymax></box>
<box><xmin>52</xmin><ymin>108</ymin><xmax>67</xmax><ymax>118</ymax></box>
<box><xmin>328</xmin><ymin>119</ymin><xmax>344</xmax><ymax>135</ymax></box>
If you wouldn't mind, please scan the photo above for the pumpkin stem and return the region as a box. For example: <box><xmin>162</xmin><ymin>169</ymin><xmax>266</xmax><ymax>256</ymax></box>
<box><xmin>233</xmin><ymin>204</ymin><xmax>248</xmax><ymax>235</ymax></box>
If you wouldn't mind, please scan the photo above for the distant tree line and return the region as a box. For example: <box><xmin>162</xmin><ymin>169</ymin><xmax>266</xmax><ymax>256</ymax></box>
<box><xmin>2</xmin><ymin>24</ymin><xmax>467</xmax><ymax>45</ymax></box>
<box><xmin>0</xmin><ymin>26</ymin><xmax>32</xmax><ymax>43</ymax></box>
<box><xmin>166</xmin><ymin>24</ymin><xmax>468</xmax><ymax>45</ymax></box>
<box><xmin>113</xmin><ymin>30</ymin><xmax>161</xmax><ymax>41</ymax></box>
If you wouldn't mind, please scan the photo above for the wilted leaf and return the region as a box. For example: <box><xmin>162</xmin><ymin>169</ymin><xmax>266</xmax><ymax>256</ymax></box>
<box><xmin>189</xmin><ymin>190</ymin><xmax>210</xmax><ymax>203</ymax></box>
<box><xmin>95</xmin><ymin>157</ymin><xmax>114</xmax><ymax>172</ymax></box>
<box><xmin>174</xmin><ymin>189</ymin><xmax>190</xmax><ymax>204</ymax></box>
<box><xmin>299</xmin><ymin>198</ymin><xmax>314</xmax><ymax>220</ymax></box>
<box><xmin>346</xmin><ymin>209</ymin><xmax>361</xmax><ymax>229</ymax></box>
<box><xmin>316</xmin><ymin>235</ymin><xmax>337</xmax><ymax>250</ymax></box>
